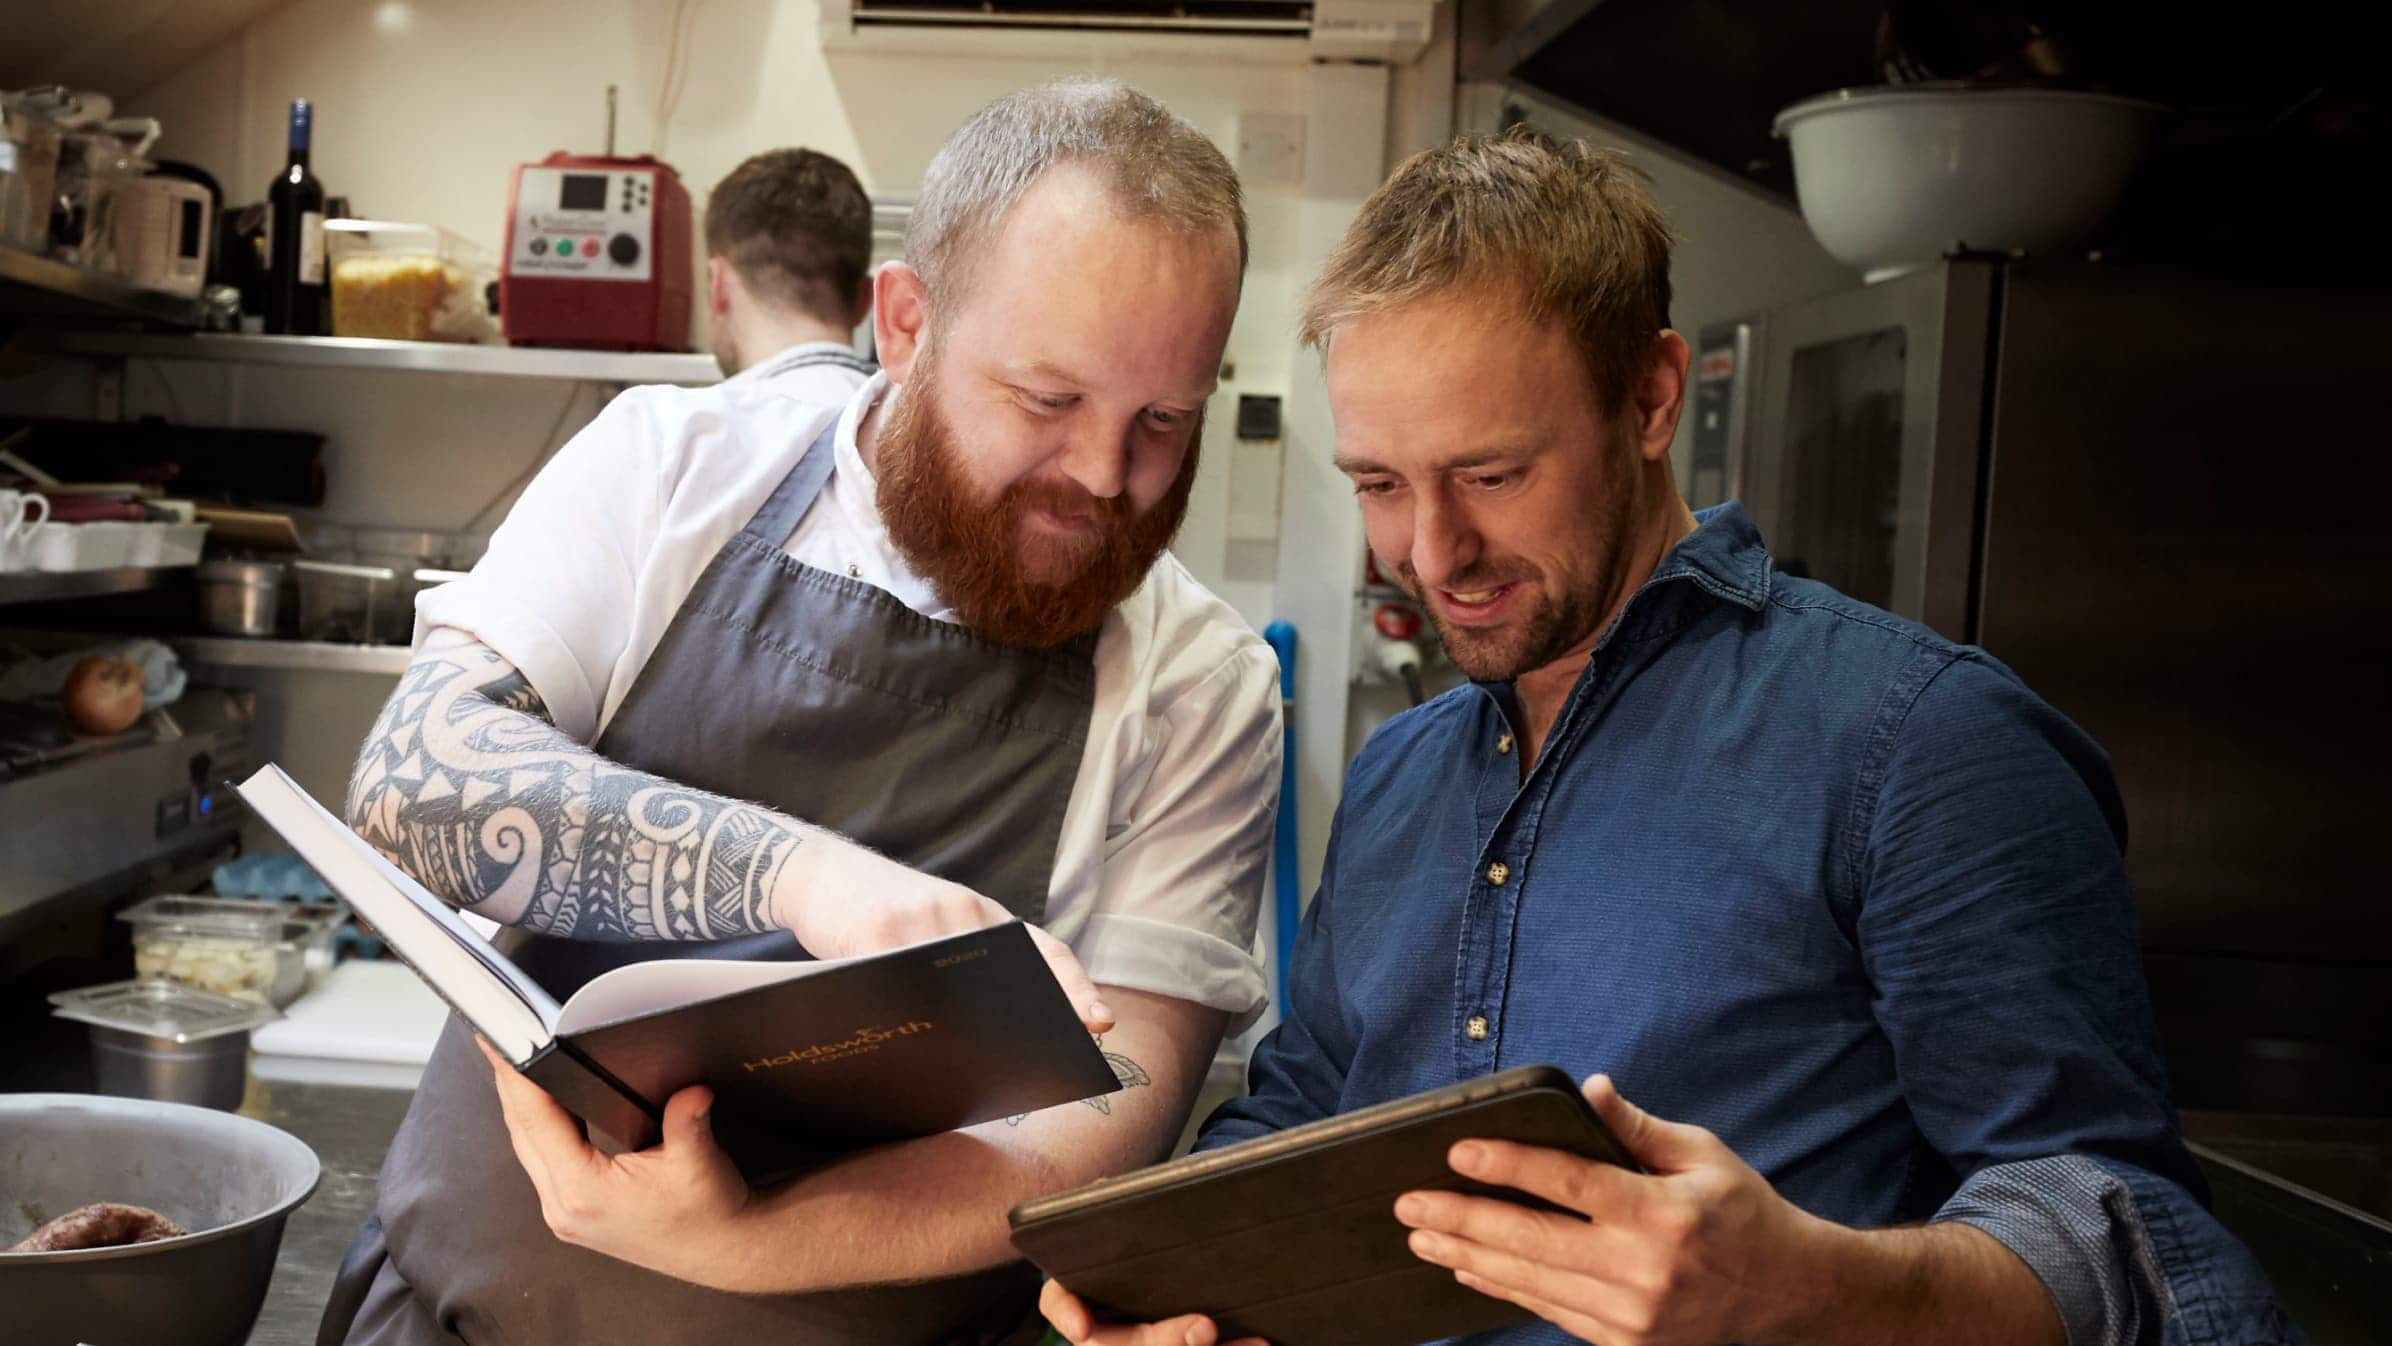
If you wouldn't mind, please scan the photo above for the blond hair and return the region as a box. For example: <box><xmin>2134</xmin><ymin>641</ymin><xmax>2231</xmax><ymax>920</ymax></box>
<box><xmin>907</xmin><ymin>78</ymin><xmax>1247</xmax><ymax>314</ymax></box>
<box><xmin>1301</xmin><ymin>126</ymin><xmax>1674</xmax><ymax>414</ymax></box>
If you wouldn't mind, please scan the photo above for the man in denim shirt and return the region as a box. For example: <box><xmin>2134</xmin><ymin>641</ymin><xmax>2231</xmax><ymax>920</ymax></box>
<box><xmin>1043</xmin><ymin>129</ymin><xmax>2295</xmax><ymax>1346</ymax></box>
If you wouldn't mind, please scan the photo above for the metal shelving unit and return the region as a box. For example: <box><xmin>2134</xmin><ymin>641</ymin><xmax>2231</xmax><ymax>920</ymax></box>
<box><xmin>0</xmin><ymin>566</ymin><xmax>188</xmax><ymax>606</ymax></box>
<box><xmin>37</xmin><ymin>329</ymin><xmax>723</xmax><ymax>385</ymax></box>
<box><xmin>173</xmin><ymin>636</ymin><xmax>411</xmax><ymax>675</ymax></box>
<box><xmin>0</xmin><ymin>246</ymin><xmax>209</xmax><ymax>330</ymax></box>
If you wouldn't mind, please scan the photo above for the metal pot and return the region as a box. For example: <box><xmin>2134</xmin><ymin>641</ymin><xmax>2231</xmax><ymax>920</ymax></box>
<box><xmin>196</xmin><ymin>559</ymin><xmax>284</xmax><ymax>637</ymax></box>
<box><xmin>0</xmin><ymin>1093</ymin><xmax>321</xmax><ymax>1346</ymax></box>
<box><xmin>90</xmin><ymin>1022</ymin><xmax>251</xmax><ymax>1110</ymax></box>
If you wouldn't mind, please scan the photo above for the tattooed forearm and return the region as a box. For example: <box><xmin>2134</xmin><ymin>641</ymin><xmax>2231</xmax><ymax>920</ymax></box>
<box><xmin>1080</xmin><ymin>1036</ymin><xmax>1153</xmax><ymax>1116</ymax></box>
<box><xmin>345</xmin><ymin>643</ymin><xmax>805</xmax><ymax>940</ymax></box>
<box><xmin>1003</xmin><ymin>1037</ymin><xmax>1152</xmax><ymax>1124</ymax></box>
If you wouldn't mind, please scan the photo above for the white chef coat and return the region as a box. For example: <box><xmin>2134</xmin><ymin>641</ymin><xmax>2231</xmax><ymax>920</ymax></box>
<box><xmin>416</xmin><ymin>366</ymin><xmax>1277</xmax><ymax>1023</ymax></box>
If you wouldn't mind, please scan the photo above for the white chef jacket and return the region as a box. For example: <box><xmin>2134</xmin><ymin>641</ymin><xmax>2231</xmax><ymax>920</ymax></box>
<box><xmin>416</xmin><ymin>365</ymin><xmax>1277</xmax><ymax>1023</ymax></box>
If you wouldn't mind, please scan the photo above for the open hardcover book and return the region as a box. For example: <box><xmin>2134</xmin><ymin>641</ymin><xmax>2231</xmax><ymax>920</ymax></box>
<box><xmin>235</xmin><ymin>764</ymin><xmax>1121</xmax><ymax>1181</ymax></box>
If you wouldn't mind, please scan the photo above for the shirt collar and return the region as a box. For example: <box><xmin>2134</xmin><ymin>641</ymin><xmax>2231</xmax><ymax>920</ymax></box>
<box><xmin>832</xmin><ymin>369</ymin><xmax>893</xmax><ymax>503</ymax></box>
<box><xmin>737</xmin><ymin>339</ymin><xmax>874</xmax><ymax>384</ymax></box>
<box><xmin>1645</xmin><ymin>501</ymin><xmax>1773</xmax><ymax>612</ymax></box>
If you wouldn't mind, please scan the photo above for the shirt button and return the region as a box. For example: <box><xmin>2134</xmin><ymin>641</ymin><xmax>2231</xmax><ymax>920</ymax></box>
<box><xmin>1496</xmin><ymin>733</ymin><xmax>1513</xmax><ymax>755</ymax></box>
<box><xmin>846</xmin><ymin>564</ymin><xmax>860</xmax><ymax>578</ymax></box>
<box><xmin>1465</xmin><ymin>1014</ymin><xmax>1489</xmax><ymax>1041</ymax></box>
<box><xmin>1486</xmin><ymin>861</ymin><xmax>1510</xmax><ymax>886</ymax></box>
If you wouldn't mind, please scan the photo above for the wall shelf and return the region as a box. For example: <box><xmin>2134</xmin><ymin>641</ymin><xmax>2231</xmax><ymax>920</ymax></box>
<box><xmin>174</xmin><ymin>636</ymin><xmax>411</xmax><ymax>675</ymax></box>
<box><xmin>36</xmin><ymin>329</ymin><xmax>723</xmax><ymax>385</ymax></box>
<box><xmin>0</xmin><ymin>246</ymin><xmax>209</xmax><ymax>330</ymax></box>
<box><xmin>0</xmin><ymin>566</ymin><xmax>187</xmax><ymax>607</ymax></box>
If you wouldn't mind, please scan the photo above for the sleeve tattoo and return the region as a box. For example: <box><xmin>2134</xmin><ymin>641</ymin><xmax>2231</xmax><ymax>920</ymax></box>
<box><xmin>344</xmin><ymin>646</ymin><xmax>803</xmax><ymax>940</ymax></box>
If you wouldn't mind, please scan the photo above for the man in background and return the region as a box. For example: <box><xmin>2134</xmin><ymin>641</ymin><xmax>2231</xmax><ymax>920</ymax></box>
<box><xmin>704</xmin><ymin>147</ymin><xmax>876</xmax><ymax>388</ymax></box>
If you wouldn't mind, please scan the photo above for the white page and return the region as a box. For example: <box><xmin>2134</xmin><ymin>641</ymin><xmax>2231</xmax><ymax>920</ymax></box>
<box><xmin>552</xmin><ymin>920</ymin><xmax>1032</xmax><ymax>1036</ymax></box>
<box><xmin>234</xmin><ymin>765</ymin><xmax>559</xmax><ymax>1062</ymax></box>
<box><xmin>555</xmin><ymin>949</ymin><xmax>854</xmax><ymax>1036</ymax></box>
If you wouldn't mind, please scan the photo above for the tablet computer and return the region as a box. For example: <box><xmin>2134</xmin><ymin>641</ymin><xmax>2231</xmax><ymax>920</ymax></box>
<box><xmin>1008</xmin><ymin>1065</ymin><xmax>1635</xmax><ymax>1346</ymax></box>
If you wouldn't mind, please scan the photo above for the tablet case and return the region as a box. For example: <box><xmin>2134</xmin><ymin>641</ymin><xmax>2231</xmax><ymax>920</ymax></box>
<box><xmin>1009</xmin><ymin>1065</ymin><xmax>1636</xmax><ymax>1346</ymax></box>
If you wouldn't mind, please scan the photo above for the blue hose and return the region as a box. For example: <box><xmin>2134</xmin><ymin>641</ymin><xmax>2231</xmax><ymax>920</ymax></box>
<box><xmin>1262</xmin><ymin>621</ymin><xmax>1300</xmax><ymax>1010</ymax></box>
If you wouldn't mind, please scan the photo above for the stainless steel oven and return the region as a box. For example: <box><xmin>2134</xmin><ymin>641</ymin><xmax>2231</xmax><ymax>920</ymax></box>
<box><xmin>1693</xmin><ymin>260</ymin><xmax>1998</xmax><ymax>636</ymax></box>
<box><xmin>1693</xmin><ymin>258</ymin><xmax>2392</xmax><ymax>1126</ymax></box>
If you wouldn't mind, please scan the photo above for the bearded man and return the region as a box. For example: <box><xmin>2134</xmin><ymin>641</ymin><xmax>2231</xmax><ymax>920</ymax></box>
<box><xmin>323</xmin><ymin>79</ymin><xmax>1279</xmax><ymax>1346</ymax></box>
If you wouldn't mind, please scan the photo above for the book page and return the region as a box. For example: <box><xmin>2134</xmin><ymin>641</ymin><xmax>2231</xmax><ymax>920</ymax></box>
<box><xmin>553</xmin><ymin>920</ymin><xmax>1034</xmax><ymax>1035</ymax></box>
<box><xmin>555</xmin><ymin>950</ymin><xmax>850</xmax><ymax>1036</ymax></box>
<box><xmin>234</xmin><ymin>764</ymin><xmax>560</xmax><ymax>1061</ymax></box>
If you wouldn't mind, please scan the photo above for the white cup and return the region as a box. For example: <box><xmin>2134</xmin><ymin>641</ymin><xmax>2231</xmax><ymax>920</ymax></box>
<box><xmin>0</xmin><ymin>490</ymin><xmax>51</xmax><ymax>572</ymax></box>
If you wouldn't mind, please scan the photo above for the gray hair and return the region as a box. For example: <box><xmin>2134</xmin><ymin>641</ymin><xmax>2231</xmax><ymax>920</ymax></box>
<box><xmin>905</xmin><ymin>78</ymin><xmax>1248</xmax><ymax>315</ymax></box>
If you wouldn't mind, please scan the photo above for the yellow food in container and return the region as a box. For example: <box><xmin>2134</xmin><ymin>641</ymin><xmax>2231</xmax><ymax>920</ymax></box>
<box><xmin>326</xmin><ymin>218</ymin><xmax>498</xmax><ymax>343</ymax></box>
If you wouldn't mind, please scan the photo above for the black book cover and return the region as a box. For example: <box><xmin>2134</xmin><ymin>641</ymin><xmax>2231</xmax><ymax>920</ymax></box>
<box><xmin>555</xmin><ymin>922</ymin><xmax>1120</xmax><ymax>1182</ymax></box>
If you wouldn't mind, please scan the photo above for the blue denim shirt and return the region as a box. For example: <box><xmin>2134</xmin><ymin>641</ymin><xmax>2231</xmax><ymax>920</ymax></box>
<box><xmin>1201</xmin><ymin>505</ymin><xmax>2299</xmax><ymax>1346</ymax></box>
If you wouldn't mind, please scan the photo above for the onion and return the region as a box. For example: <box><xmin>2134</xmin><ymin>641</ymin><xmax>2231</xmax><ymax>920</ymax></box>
<box><xmin>64</xmin><ymin>655</ymin><xmax>145</xmax><ymax>735</ymax></box>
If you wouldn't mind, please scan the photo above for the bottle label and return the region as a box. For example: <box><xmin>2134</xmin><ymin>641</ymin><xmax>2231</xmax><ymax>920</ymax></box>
<box><xmin>299</xmin><ymin>211</ymin><xmax>325</xmax><ymax>285</ymax></box>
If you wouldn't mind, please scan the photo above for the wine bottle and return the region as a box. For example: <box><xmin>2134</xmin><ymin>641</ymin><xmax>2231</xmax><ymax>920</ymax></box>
<box><xmin>264</xmin><ymin>99</ymin><xmax>327</xmax><ymax>335</ymax></box>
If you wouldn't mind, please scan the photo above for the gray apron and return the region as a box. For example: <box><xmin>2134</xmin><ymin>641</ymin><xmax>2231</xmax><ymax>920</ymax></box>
<box><xmin>334</xmin><ymin>420</ymin><xmax>1097</xmax><ymax>1346</ymax></box>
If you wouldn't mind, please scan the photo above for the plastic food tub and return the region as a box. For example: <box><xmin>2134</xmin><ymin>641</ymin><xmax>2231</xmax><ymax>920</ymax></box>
<box><xmin>119</xmin><ymin>895</ymin><xmax>347</xmax><ymax>1007</ymax></box>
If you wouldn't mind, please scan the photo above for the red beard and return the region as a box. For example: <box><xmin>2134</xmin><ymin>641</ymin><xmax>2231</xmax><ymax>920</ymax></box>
<box><xmin>874</xmin><ymin>353</ymin><xmax>1199</xmax><ymax>647</ymax></box>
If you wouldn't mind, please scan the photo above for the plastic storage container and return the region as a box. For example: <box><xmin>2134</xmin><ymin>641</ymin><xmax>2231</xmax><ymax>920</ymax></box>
<box><xmin>118</xmin><ymin>895</ymin><xmax>346</xmax><ymax>1007</ymax></box>
<box><xmin>326</xmin><ymin>219</ymin><xmax>498</xmax><ymax>343</ymax></box>
<box><xmin>1</xmin><ymin>88</ymin><xmax>64</xmax><ymax>251</ymax></box>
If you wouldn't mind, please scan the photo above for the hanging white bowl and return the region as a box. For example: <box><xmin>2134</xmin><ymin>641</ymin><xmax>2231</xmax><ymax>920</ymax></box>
<box><xmin>1773</xmin><ymin>84</ymin><xmax>2170</xmax><ymax>281</ymax></box>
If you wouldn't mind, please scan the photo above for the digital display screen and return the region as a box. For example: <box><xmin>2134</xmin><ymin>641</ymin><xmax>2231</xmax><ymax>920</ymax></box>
<box><xmin>559</xmin><ymin>174</ymin><xmax>608</xmax><ymax>211</ymax></box>
<box><xmin>179</xmin><ymin>200</ymin><xmax>204</xmax><ymax>258</ymax></box>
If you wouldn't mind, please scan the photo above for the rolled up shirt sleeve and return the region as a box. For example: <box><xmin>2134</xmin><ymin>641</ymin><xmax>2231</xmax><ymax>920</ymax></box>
<box><xmin>414</xmin><ymin>388</ymin><xmax>670</xmax><ymax>742</ymax></box>
<box><xmin>1933</xmin><ymin>1154</ymin><xmax>2303</xmax><ymax>1346</ymax></box>
<box><xmin>1858</xmin><ymin>652</ymin><xmax>2297</xmax><ymax>1345</ymax></box>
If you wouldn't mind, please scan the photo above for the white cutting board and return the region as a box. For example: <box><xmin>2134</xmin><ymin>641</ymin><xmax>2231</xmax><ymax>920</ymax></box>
<box><xmin>252</xmin><ymin>958</ymin><xmax>446</xmax><ymax>1065</ymax></box>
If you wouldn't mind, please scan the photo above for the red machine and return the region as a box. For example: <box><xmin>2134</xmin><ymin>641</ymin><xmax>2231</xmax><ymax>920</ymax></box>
<box><xmin>500</xmin><ymin>151</ymin><xmax>692</xmax><ymax>351</ymax></box>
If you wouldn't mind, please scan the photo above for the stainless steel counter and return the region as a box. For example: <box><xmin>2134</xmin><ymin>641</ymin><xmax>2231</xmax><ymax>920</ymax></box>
<box><xmin>238</xmin><ymin>1078</ymin><xmax>414</xmax><ymax>1346</ymax></box>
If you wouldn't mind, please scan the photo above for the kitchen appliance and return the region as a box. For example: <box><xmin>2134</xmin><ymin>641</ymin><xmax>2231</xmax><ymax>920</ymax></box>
<box><xmin>0</xmin><ymin>686</ymin><xmax>253</xmax><ymax>928</ymax></box>
<box><xmin>1691</xmin><ymin>257</ymin><xmax>2392</xmax><ymax>1121</ymax></box>
<box><xmin>1772</xmin><ymin>85</ymin><xmax>2168</xmax><ymax>280</ymax></box>
<box><xmin>500</xmin><ymin>149</ymin><xmax>692</xmax><ymax>350</ymax></box>
<box><xmin>0</xmin><ymin>1092</ymin><xmax>319</xmax><ymax>1346</ymax></box>
<box><xmin>110</xmin><ymin>172</ymin><xmax>214</xmax><ymax>298</ymax></box>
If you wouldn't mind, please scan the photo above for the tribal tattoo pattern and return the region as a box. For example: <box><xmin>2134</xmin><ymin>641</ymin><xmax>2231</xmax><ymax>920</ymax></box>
<box><xmin>345</xmin><ymin>644</ymin><xmax>805</xmax><ymax>940</ymax></box>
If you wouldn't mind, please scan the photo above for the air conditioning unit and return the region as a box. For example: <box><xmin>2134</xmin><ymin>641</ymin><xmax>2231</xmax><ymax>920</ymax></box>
<box><xmin>819</xmin><ymin>0</ymin><xmax>1438</xmax><ymax>65</ymax></box>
